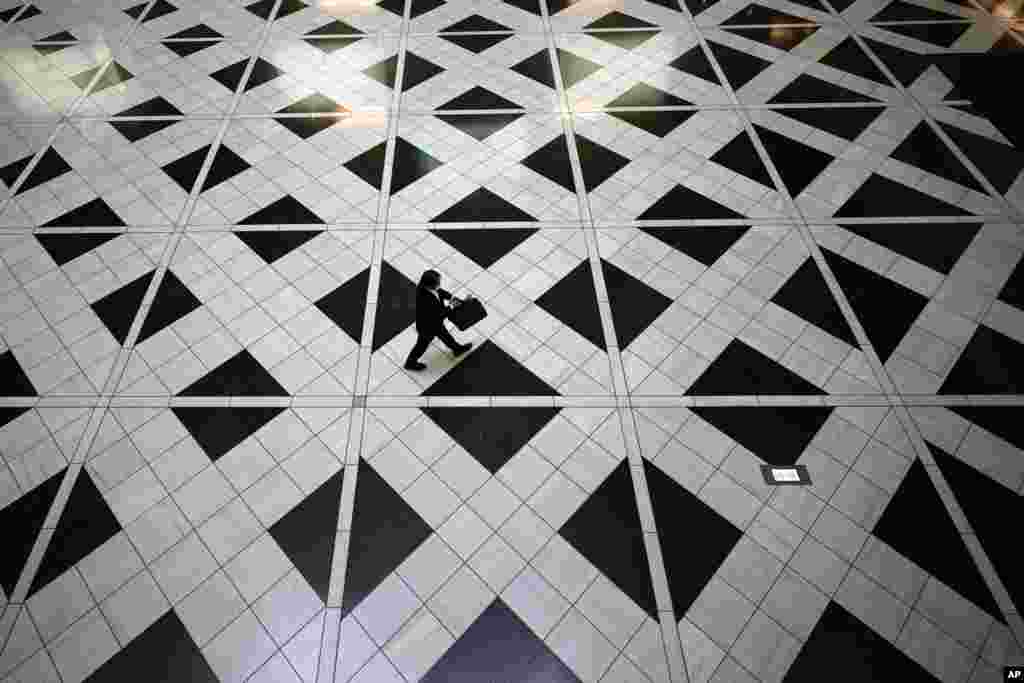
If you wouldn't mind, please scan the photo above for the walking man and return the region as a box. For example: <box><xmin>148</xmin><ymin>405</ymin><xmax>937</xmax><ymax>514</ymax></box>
<box><xmin>404</xmin><ymin>269</ymin><xmax>472</xmax><ymax>371</ymax></box>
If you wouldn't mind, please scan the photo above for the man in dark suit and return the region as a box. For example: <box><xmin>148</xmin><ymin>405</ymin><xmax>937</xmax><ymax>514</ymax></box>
<box><xmin>405</xmin><ymin>269</ymin><xmax>472</xmax><ymax>371</ymax></box>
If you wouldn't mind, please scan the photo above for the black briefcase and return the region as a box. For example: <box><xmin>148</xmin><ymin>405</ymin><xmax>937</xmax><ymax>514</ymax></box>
<box><xmin>448</xmin><ymin>297</ymin><xmax>487</xmax><ymax>331</ymax></box>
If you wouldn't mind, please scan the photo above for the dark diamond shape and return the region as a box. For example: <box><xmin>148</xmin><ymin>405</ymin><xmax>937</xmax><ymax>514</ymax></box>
<box><xmin>114</xmin><ymin>95</ymin><xmax>183</xmax><ymax>118</ymax></box>
<box><xmin>245</xmin><ymin>57</ymin><xmax>285</xmax><ymax>91</ymax></box>
<box><xmin>29</xmin><ymin>471</ymin><xmax>122</xmax><ymax>597</ymax></box>
<box><xmin>755</xmin><ymin>124</ymin><xmax>834</xmax><ymax>196</ymax></box>
<box><xmin>304</xmin><ymin>35</ymin><xmax>364</xmax><ymax>53</ymax></box>
<box><xmin>200</xmin><ymin>145</ymin><xmax>251</xmax><ymax>192</ymax></box>
<box><xmin>162</xmin><ymin>40</ymin><xmax>218</xmax><ymax>57</ymax></box>
<box><xmin>769</xmin><ymin>73</ymin><xmax>881</xmax><ymax>104</ymax></box>
<box><xmin>644</xmin><ymin>459</ymin><xmax>742</xmax><ymax>620</ymax></box>
<box><xmin>137</xmin><ymin>270</ymin><xmax>202</xmax><ymax>344</ymax></box>
<box><xmin>36</xmin><ymin>233</ymin><xmax>119</xmax><ymax>266</ymax></box>
<box><xmin>709</xmin><ymin>131</ymin><xmax>774</xmax><ymax>189</ymax></box>
<box><xmin>704</xmin><ymin>40</ymin><xmax>772</xmax><ymax>90</ymax></box>
<box><xmin>536</xmin><ymin>261</ymin><xmax>607</xmax><ymax>350</ymax></box>
<box><xmin>638</xmin><ymin>184</ymin><xmax>745</xmax><ymax>220</ymax></box>
<box><xmin>504</xmin><ymin>0</ymin><xmax>542</xmax><ymax>14</ymax></box>
<box><xmin>835</xmin><ymin>173</ymin><xmax>972</xmax><ymax>217</ymax></box>
<box><xmin>246</xmin><ymin>0</ymin><xmax>277</xmax><ymax>18</ymax></box>
<box><xmin>841</xmin><ymin>222</ymin><xmax>981</xmax><ymax>276</ymax></box>
<box><xmin>85</xmin><ymin>610</ymin><xmax>218</xmax><ymax>683</ymax></box>
<box><xmin>668</xmin><ymin>45</ymin><xmax>721</xmax><ymax>85</ymax></box>
<box><xmin>0</xmin><ymin>350</ymin><xmax>36</xmax><ymax>396</ymax></box>
<box><xmin>270</xmin><ymin>469</ymin><xmax>344</xmax><ymax>603</ymax></box>
<box><xmin>774</xmin><ymin>106</ymin><xmax>884</xmax><ymax>142</ymax></box>
<box><xmin>73</xmin><ymin>62</ymin><xmax>133</xmax><ymax>93</ymax></box>
<box><xmin>691</xmin><ymin>406</ymin><xmax>834</xmax><ymax>466</ymax></box>
<box><xmin>0</xmin><ymin>467</ymin><xmax>65</xmax><ymax>597</ymax></box>
<box><xmin>872</xmin><ymin>0</ymin><xmax>961</xmax><ymax>20</ymax></box>
<box><xmin>556</xmin><ymin>48</ymin><xmax>603</xmax><ymax>88</ymax></box>
<box><xmin>687</xmin><ymin>339</ymin><xmax>827</xmax><ymax>395</ymax></box>
<box><xmin>307</xmin><ymin>19</ymin><xmax>366</xmax><ymax>35</ymax></box>
<box><xmin>608</xmin><ymin>82</ymin><xmax>692</xmax><ymax>108</ymax></box>
<box><xmin>14</xmin><ymin>148</ymin><xmax>72</xmax><ymax>196</ymax></box>
<box><xmin>940</xmin><ymin>324</ymin><xmax>1024</xmax><ymax>394</ymax></box>
<box><xmin>236</xmin><ymin>229</ymin><xmax>322</xmax><ymax>263</ymax></box>
<box><xmin>422</xmin><ymin>598</ymin><xmax>580</xmax><ymax>682</ymax></box>
<box><xmin>432</xmin><ymin>188</ymin><xmax>538</xmax><ymax>223</ymax></box>
<box><xmin>363</xmin><ymin>55</ymin><xmax>398</xmax><ymax>88</ymax></box>
<box><xmin>560</xmin><ymin>461</ymin><xmax>657</xmax><ymax>618</ymax></box>
<box><xmin>443</xmin><ymin>13</ymin><xmax>513</xmax><ymax>31</ymax></box>
<box><xmin>43</xmin><ymin>198</ymin><xmax>126</xmax><ymax>228</ymax></box>
<box><xmin>0</xmin><ymin>5</ymin><xmax>26</xmax><ymax>22</ymax></box>
<box><xmin>166</xmin><ymin>23</ymin><xmax>223</xmax><ymax>39</ymax></box>
<box><xmin>821</xmin><ymin>248</ymin><xmax>926</xmax><ymax>362</ymax></box>
<box><xmin>240</xmin><ymin>195</ymin><xmax>325</xmax><ymax>224</ymax></box>
<box><xmin>430</xmin><ymin>227</ymin><xmax>536</xmax><ymax>269</ymax></box>
<box><xmin>209</xmin><ymin>59</ymin><xmax>250</xmax><ymax>92</ymax></box>
<box><xmin>421</xmin><ymin>407</ymin><xmax>561</xmax><ymax>474</ymax></box>
<box><xmin>939</xmin><ymin>121</ymin><xmax>1024</xmax><ymax>195</ymax></box>
<box><xmin>819</xmin><ymin>37</ymin><xmax>891</xmax><ymax>86</ymax></box>
<box><xmin>878</xmin><ymin>22</ymin><xmax>969</xmax><ymax>48</ymax></box>
<box><xmin>726</xmin><ymin>25</ymin><xmax>819</xmax><ymax>51</ymax></box>
<box><xmin>179</xmin><ymin>349</ymin><xmax>289</xmax><ymax>396</ymax></box>
<box><xmin>371</xmin><ymin>261</ymin><xmax>417</xmax><ymax>351</ymax></box>
<box><xmin>890</xmin><ymin>123</ymin><xmax>986</xmax><ymax>193</ymax></box>
<box><xmin>722</xmin><ymin>3</ymin><xmax>816</xmax><ymax>24</ymax></box>
<box><xmin>641</xmin><ymin>225</ymin><xmax>749</xmax><ymax>267</ymax></box>
<box><xmin>342</xmin><ymin>459</ymin><xmax>432</xmax><ymax>616</ymax></box>
<box><xmin>14</xmin><ymin>4</ymin><xmax>41</xmax><ymax>20</ymax></box>
<box><xmin>125</xmin><ymin>1</ymin><xmax>148</xmax><ymax>19</ymax></box>
<box><xmin>423</xmin><ymin>340</ymin><xmax>560</xmax><ymax>396</ymax></box>
<box><xmin>400</xmin><ymin>52</ymin><xmax>445</xmax><ymax>91</ymax></box>
<box><xmin>601</xmin><ymin>258</ymin><xmax>672</xmax><ymax>349</ymax></box>
<box><xmin>173</xmin><ymin>407</ymin><xmax>285</xmax><ymax>461</ymax></box>
<box><xmin>316</xmin><ymin>267</ymin><xmax>371</xmax><ymax>343</ymax></box>
<box><xmin>874</xmin><ymin>458</ymin><xmax>1005</xmax><ymax>620</ymax></box>
<box><xmin>275</xmin><ymin>0</ymin><xmax>309</xmax><ymax>18</ymax></box>
<box><xmin>999</xmin><ymin>257</ymin><xmax>1024</xmax><ymax>310</ymax></box>
<box><xmin>510</xmin><ymin>50</ymin><xmax>555</xmax><ymax>88</ymax></box>
<box><xmin>930</xmin><ymin>441</ymin><xmax>1024</xmax><ymax>615</ymax></box>
<box><xmin>585</xmin><ymin>11</ymin><xmax>657</xmax><ymax>28</ymax></box>
<box><xmin>343</xmin><ymin>141</ymin><xmax>388</xmax><ymax>191</ymax></box>
<box><xmin>574</xmin><ymin>134</ymin><xmax>629</xmax><ymax>192</ymax></box>
<box><xmin>111</xmin><ymin>109</ymin><xmax>180</xmax><ymax>141</ymax></box>
<box><xmin>861</xmin><ymin>38</ymin><xmax>930</xmax><ymax>87</ymax></box>
<box><xmin>772</xmin><ymin>258</ymin><xmax>859</xmax><ymax>347</ymax></box>
<box><xmin>442</xmin><ymin>33</ymin><xmax>513</xmax><ymax>53</ymax></box>
<box><xmin>521</xmin><ymin>134</ymin><xmax>575</xmax><ymax>193</ymax></box>
<box><xmin>610</xmin><ymin>109</ymin><xmax>696</xmax><ymax>137</ymax></box>
<box><xmin>91</xmin><ymin>270</ymin><xmax>154</xmax><ymax>345</ymax></box>
<box><xmin>0</xmin><ymin>154</ymin><xmax>32</xmax><ymax>189</ymax></box>
<box><xmin>140</xmin><ymin>0</ymin><xmax>178</xmax><ymax>22</ymax></box>
<box><xmin>591</xmin><ymin>30</ymin><xmax>660</xmax><ymax>50</ymax></box>
<box><xmin>436</xmin><ymin>113</ymin><xmax>524</xmax><ymax>141</ymax></box>
<box><xmin>389</xmin><ymin>137</ymin><xmax>443</xmax><ymax>193</ymax></box>
<box><xmin>161</xmin><ymin>145</ymin><xmax>210</xmax><ymax>192</ymax></box>
<box><xmin>785</xmin><ymin>602</ymin><xmax>942</xmax><ymax>682</ymax></box>
<box><xmin>438</xmin><ymin>86</ymin><xmax>523</xmax><ymax>111</ymax></box>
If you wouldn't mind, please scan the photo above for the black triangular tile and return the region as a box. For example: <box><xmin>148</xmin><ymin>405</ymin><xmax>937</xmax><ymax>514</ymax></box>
<box><xmin>421</xmin><ymin>406</ymin><xmax>561</xmax><ymax>474</ymax></box>
<box><xmin>641</xmin><ymin>225</ymin><xmax>749</xmax><ymax>267</ymax></box>
<box><xmin>124</xmin><ymin>2</ymin><xmax>148</xmax><ymax>20</ymax></box>
<box><xmin>422</xmin><ymin>598</ymin><xmax>580</xmax><ymax>682</ymax></box>
<box><xmin>110</xmin><ymin>118</ymin><xmax>180</xmax><ymax>143</ymax></box>
<box><xmin>998</xmin><ymin>257</ymin><xmax>1024</xmax><ymax>311</ymax></box>
<box><xmin>235</xmin><ymin>230</ymin><xmax>322</xmax><ymax>264</ymax></box>
<box><xmin>722</xmin><ymin>3</ymin><xmax>816</xmax><ymax>24</ymax></box>
<box><xmin>769</xmin><ymin>73</ymin><xmax>881</xmax><ymax>104</ymax></box>
<box><xmin>388</xmin><ymin>137</ymin><xmax>443</xmax><ymax>193</ymax></box>
<box><xmin>609</xmin><ymin>109</ymin><xmax>697</xmax><ymax>137</ymax></box>
<box><xmin>0</xmin><ymin>5</ymin><xmax>24</xmax><ymax>22</ymax></box>
<box><xmin>560</xmin><ymin>460</ymin><xmax>657</xmax><ymax>618</ymax></box>
<box><xmin>140</xmin><ymin>0</ymin><xmax>178</xmax><ymax>22</ymax></box>
<box><xmin>950</xmin><ymin>407</ymin><xmax>1024</xmax><ymax>452</ymax></box>
<box><xmin>11</xmin><ymin>3</ymin><xmax>40</xmax><ymax>21</ymax></box>
<box><xmin>756</xmin><ymin>124</ymin><xmax>835</xmax><ymax>196</ymax></box>
<box><xmin>400</xmin><ymin>52</ymin><xmax>445</xmax><ymax>91</ymax></box>
<box><xmin>371</xmin><ymin>261</ymin><xmax>417</xmax><ymax>352</ymax></box>
<box><xmin>34</xmin><ymin>41</ymin><xmax>75</xmax><ymax>56</ymax></box>
<box><xmin>709</xmin><ymin>130</ymin><xmax>774</xmax><ymax>189</ymax></box>
<box><xmin>29</xmin><ymin>471</ymin><xmax>122</xmax><ymax>597</ymax></box>
<box><xmin>556</xmin><ymin>48</ymin><xmax>603</xmax><ymax>88</ymax></box>
<box><xmin>75</xmin><ymin>62</ymin><xmax>133</xmax><ymax>94</ymax></box>
<box><xmin>274</xmin><ymin>114</ymin><xmax>341</xmax><ymax>139</ymax></box>
<box><xmin>774</xmin><ymin>106</ymin><xmax>884</xmax><ymax>142</ymax></box>
<box><xmin>785</xmin><ymin>602</ymin><xmax>942</xmax><ymax>681</ymax></box>
<box><xmin>890</xmin><ymin>123</ymin><xmax>986</xmax><ymax>194</ymax></box>
<box><xmin>174</xmin><ymin>407</ymin><xmax>285</xmax><ymax>461</ymax></box>
<box><xmin>344</xmin><ymin>140</ymin><xmax>388</xmax><ymax>191</ymax></box>
<box><xmin>0</xmin><ymin>351</ymin><xmax>37</xmax><ymax>397</ymax></box>
<box><xmin>432</xmin><ymin>188</ymin><xmax>538</xmax><ymax>223</ymax></box>
<box><xmin>0</xmin><ymin>154</ymin><xmax>32</xmax><ymax>189</ymax></box>
<box><xmin>436</xmin><ymin>113</ymin><xmax>525</xmax><ymax>141</ymax></box>
<box><xmin>585</xmin><ymin>10</ymin><xmax>658</xmax><ymax>28</ymax></box>
<box><xmin>835</xmin><ymin>173</ymin><xmax>973</xmax><ymax>217</ymax></box>
<box><xmin>607</xmin><ymin>82</ymin><xmax>693</xmax><ymax>108</ymax></box>
<box><xmin>43</xmin><ymin>198</ymin><xmax>127</xmax><ymax>228</ymax></box>
<box><xmin>637</xmin><ymin>184</ymin><xmax>746</xmax><ymax>220</ymax></box>
<box><xmin>819</xmin><ymin>37</ymin><xmax>891</xmax><ymax>86</ymax></box>
<box><xmin>209</xmin><ymin>58</ymin><xmax>250</xmax><ymax>92</ymax></box>
<box><xmin>0</xmin><ymin>467</ymin><xmax>65</xmax><ymax>598</ymax></box>
<box><xmin>510</xmin><ymin>50</ymin><xmax>556</xmax><ymax>89</ymax></box>
<box><xmin>939</xmin><ymin>121</ymin><xmax>1024</xmax><ymax>195</ymax></box>
<box><xmin>423</xmin><ymin>340</ymin><xmax>560</xmax><ymax>396</ymax></box>
<box><xmin>591</xmin><ymin>29</ymin><xmax>660</xmax><ymax>50</ymax></box>
<box><xmin>443</xmin><ymin>13</ymin><xmax>513</xmax><ymax>31</ymax></box>
<box><xmin>363</xmin><ymin>55</ymin><xmax>398</xmax><ymax>88</ymax></box>
<box><xmin>240</xmin><ymin>195</ymin><xmax>325</xmax><ymax>224</ymax></box>
<box><xmin>162</xmin><ymin>40</ymin><xmax>218</xmax><ymax>58</ymax></box>
<box><xmin>0</xmin><ymin>407</ymin><xmax>30</xmax><ymax>429</ymax></box>
<box><xmin>521</xmin><ymin>134</ymin><xmax>576</xmax><ymax>193</ymax></box>
<box><xmin>872</xmin><ymin>0</ymin><xmax>961</xmax><ymax>21</ymax></box>
<box><xmin>166</xmin><ymin>23</ymin><xmax>223</xmax><ymax>39</ymax></box>
<box><xmin>137</xmin><ymin>270</ymin><xmax>202</xmax><ymax>344</ymax></box>
<box><xmin>244</xmin><ymin>57</ymin><xmax>285</xmax><ymax>91</ymax></box>
<box><xmin>504</xmin><ymin>0</ymin><xmax>542</xmax><ymax>14</ymax></box>
<box><xmin>441</xmin><ymin>33</ymin><xmax>512</xmax><ymax>53</ymax></box>
<box><xmin>535</xmin><ymin>261</ymin><xmax>607</xmax><ymax>351</ymax></box>
<box><xmin>114</xmin><ymin>95</ymin><xmax>184</xmax><ymax>118</ymax></box>
<box><xmin>439</xmin><ymin>86</ymin><xmax>523</xmax><ymax>110</ymax></box>
<box><xmin>772</xmin><ymin>258</ymin><xmax>859</xmax><ymax>347</ymax></box>
<box><xmin>939</xmin><ymin>324</ymin><xmax>1024</xmax><ymax>395</ymax></box>
<box><xmin>316</xmin><ymin>267</ymin><xmax>370</xmax><ymax>343</ymax></box>
<box><xmin>14</xmin><ymin>148</ymin><xmax>72</xmax><ymax>196</ymax></box>
<box><xmin>178</xmin><ymin>349</ymin><xmax>289</xmax><ymax>396</ymax></box>
<box><xmin>930</xmin><ymin>441</ymin><xmax>1024</xmax><ymax>615</ymax></box>
<box><xmin>704</xmin><ymin>40</ymin><xmax>772</xmax><ymax>90</ymax></box>
<box><xmin>274</xmin><ymin>0</ymin><xmax>309</xmax><ymax>18</ymax></box>
<box><xmin>840</xmin><ymin>222</ymin><xmax>981</xmax><ymax>276</ymax></box>
<box><xmin>430</xmin><ymin>228</ymin><xmax>536</xmax><ymax>269</ymax></box>
<box><xmin>408</xmin><ymin>0</ymin><xmax>446</xmax><ymax>17</ymax></box>
<box><xmin>85</xmin><ymin>610</ymin><xmax>218</xmax><ymax>683</ymax></box>
<box><xmin>201</xmin><ymin>146</ymin><xmax>250</xmax><ymax>192</ymax></box>
<box><xmin>342</xmin><ymin>459</ymin><xmax>432</xmax><ymax>616</ymax></box>
<box><xmin>161</xmin><ymin>145</ymin><xmax>211</xmax><ymax>193</ymax></box>
<box><xmin>687</xmin><ymin>339</ymin><xmax>827</xmax><ymax>395</ymax></box>
<box><xmin>36</xmin><ymin>232</ymin><xmax>119</xmax><ymax>266</ymax></box>
<box><xmin>874</xmin><ymin>458</ymin><xmax>1004</xmax><ymax>621</ymax></box>
<box><xmin>376</xmin><ymin>0</ymin><xmax>405</xmax><ymax>15</ymax></box>
<box><xmin>821</xmin><ymin>248</ymin><xmax>927</xmax><ymax>362</ymax></box>
<box><xmin>277</xmin><ymin>93</ymin><xmax>343</xmax><ymax>115</ymax></box>
<box><xmin>725</xmin><ymin>25</ymin><xmax>819</xmax><ymax>51</ymax></box>
<box><xmin>270</xmin><ymin>469</ymin><xmax>343</xmax><ymax>603</ymax></box>
<box><xmin>307</xmin><ymin>19</ymin><xmax>366</xmax><ymax>36</ymax></box>
<box><xmin>303</xmin><ymin>35</ymin><xmax>365</xmax><ymax>54</ymax></box>
<box><xmin>668</xmin><ymin>45</ymin><xmax>721</xmax><ymax>86</ymax></box>
<box><xmin>91</xmin><ymin>270</ymin><xmax>154</xmax><ymax>345</ymax></box>
<box><xmin>601</xmin><ymin>258</ymin><xmax>672</xmax><ymax>349</ymax></box>
<box><xmin>245</xmin><ymin>0</ymin><xmax>277</xmax><ymax>19</ymax></box>
<box><xmin>691</xmin><ymin>406</ymin><xmax>834</xmax><ymax>466</ymax></box>
<box><xmin>644</xmin><ymin>458</ymin><xmax>742</xmax><ymax>620</ymax></box>
<box><xmin>877</xmin><ymin>22</ymin><xmax>969</xmax><ymax>48</ymax></box>
<box><xmin>861</xmin><ymin>37</ymin><xmax>930</xmax><ymax>87</ymax></box>
<box><xmin>576</xmin><ymin>133</ymin><xmax>632</xmax><ymax>192</ymax></box>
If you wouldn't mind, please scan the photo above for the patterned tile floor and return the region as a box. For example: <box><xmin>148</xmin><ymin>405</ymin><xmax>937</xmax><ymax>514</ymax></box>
<box><xmin>0</xmin><ymin>0</ymin><xmax>1022</xmax><ymax>680</ymax></box>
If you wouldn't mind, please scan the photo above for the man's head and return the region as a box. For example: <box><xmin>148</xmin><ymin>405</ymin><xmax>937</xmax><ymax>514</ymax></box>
<box><xmin>420</xmin><ymin>269</ymin><xmax>441</xmax><ymax>290</ymax></box>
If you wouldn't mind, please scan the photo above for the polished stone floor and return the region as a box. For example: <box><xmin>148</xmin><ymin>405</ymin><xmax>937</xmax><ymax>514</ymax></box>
<box><xmin>0</xmin><ymin>0</ymin><xmax>1023</xmax><ymax>680</ymax></box>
